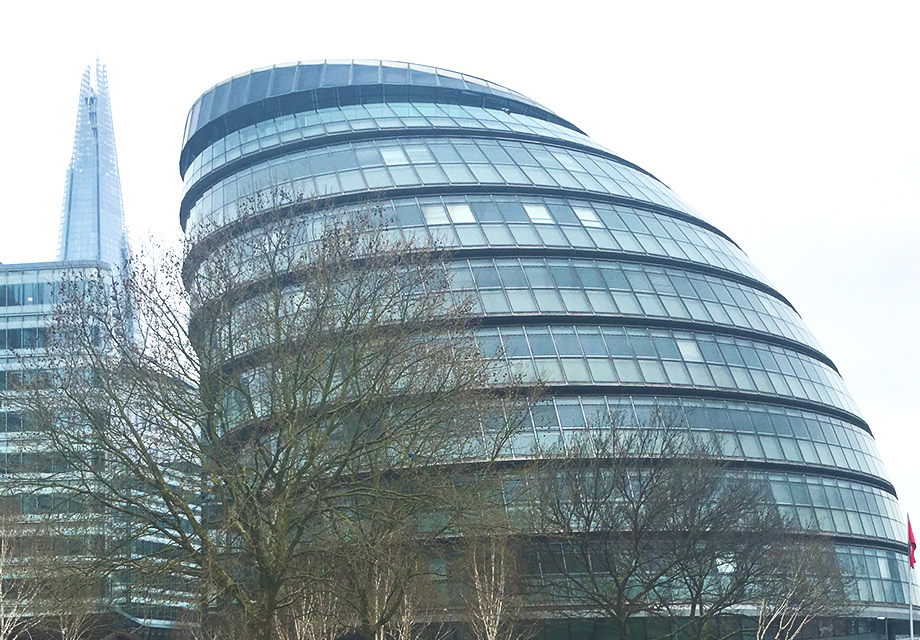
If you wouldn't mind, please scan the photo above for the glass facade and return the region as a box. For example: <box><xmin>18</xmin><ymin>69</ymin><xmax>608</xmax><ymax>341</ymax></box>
<box><xmin>58</xmin><ymin>61</ymin><xmax>129</xmax><ymax>267</ymax></box>
<box><xmin>180</xmin><ymin>60</ymin><xmax>909</xmax><ymax>618</ymax></box>
<box><xmin>0</xmin><ymin>261</ymin><xmax>114</xmax><ymax>606</ymax></box>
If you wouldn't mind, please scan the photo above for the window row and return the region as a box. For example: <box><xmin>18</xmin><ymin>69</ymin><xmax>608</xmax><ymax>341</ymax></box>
<box><xmin>205</xmin><ymin>194</ymin><xmax>765</xmax><ymax>288</ymax></box>
<box><xmin>0</xmin><ymin>451</ymin><xmax>73</xmax><ymax>473</ymax></box>
<box><xmin>0</xmin><ymin>281</ymin><xmax>54</xmax><ymax>308</ymax></box>
<box><xmin>214</xmin><ymin>320</ymin><xmax>851</xmax><ymax>416</ymax></box>
<box><xmin>186</xmin><ymin>135</ymin><xmax>696</xmax><ymax>233</ymax></box>
<box><xmin>837</xmin><ymin>544</ymin><xmax>910</xmax><ymax>604</ymax></box>
<box><xmin>0</xmin><ymin>368</ymin><xmax>55</xmax><ymax>393</ymax></box>
<box><xmin>476</xmin><ymin>326</ymin><xmax>858</xmax><ymax>415</ymax></box>
<box><xmin>512</xmin><ymin>469</ymin><xmax>900</xmax><ymax>543</ymax></box>
<box><xmin>185</xmin><ymin>102</ymin><xmax>607</xmax><ymax>185</ymax></box>
<box><xmin>0</xmin><ymin>492</ymin><xmax>89</xmax><ymax>515</ymax></box>
<box><xmin>764</xmin><ymin>471</ymin><xmax>903</xmax><ymax>541</ymax></box>
<box><xmin>519</xmin><ymin>541</ymin><xmax>908</xmax><ymax>606</ymax></box>
<box><xmin>0</xmin><ymin>326</ymin><xmax>47</xmax><ymax>351</ymax></box>
<box><xmin>505</xmin><ymin>396</ymin><xmax>887</xmax><ymax>480</ymax></box>
<box><xmin>0</xmin><ymin>410</ymin><xmax>35</xmax><ymax>433</ymax></box>
<box><xmin>447</xmin><ymin>257</ymin><xmax>814</xmax><ymax>349</ymax></box>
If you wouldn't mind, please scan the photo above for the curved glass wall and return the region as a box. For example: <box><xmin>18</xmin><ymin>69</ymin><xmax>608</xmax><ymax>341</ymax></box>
<box><xmin>183</xmin><ymin>103</ymin><xmax>618</xmax><ymax>188</ymax></box>
<box><xmin>185</xmin><ymin>136</ymin><xmax>699</xmax><ymax>230</ymax></box>
<box><xmin>183</xmin><ymin>61</ymin><xmax>564</xmax><ymax>147</ymax></box>
<box><xmin>514</xmin><ymin>396</ymin><xmax>887</xmax><ymax>480</ymax></box>
<box><xmin>193</xmin><ymin>195</ymin><xmax>771</xmax><ymax>293</ymax></box>
<box><xmin>475</xmin><ymin>325</ymin><xmax>857</xmax><ymax>415</ymax></box>
<box><xmin>451</xmin><ymin>258</ymin><xmax>819</xmax><ymax>349</ymax></box>
<box><xmin>523</xmin><ymin>542</ymin><xmax>910</xmax><ymax>606</ymax></box>
<box><xmin>181</xmin><ymin>60</ymin><xmax>906</xmax><ymax>613</ymax></box>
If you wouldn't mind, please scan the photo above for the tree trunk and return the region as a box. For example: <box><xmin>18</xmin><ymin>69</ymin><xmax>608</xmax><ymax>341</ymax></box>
<box><xmin>248</xmin><ymin>617</ymin><xmax>275</xmax><ymax>640</ymax></box>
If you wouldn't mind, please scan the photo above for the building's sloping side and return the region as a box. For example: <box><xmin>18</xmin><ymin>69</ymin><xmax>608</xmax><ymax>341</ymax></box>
<box><xmin>58</xmin><ymin>60</ymin><xmax>128</xmax><ymax>267</ymax></box>
<box><xmin>179</xmin><ymin>60</ymin><xmax>910</xmax><ymax>624</ymax></box>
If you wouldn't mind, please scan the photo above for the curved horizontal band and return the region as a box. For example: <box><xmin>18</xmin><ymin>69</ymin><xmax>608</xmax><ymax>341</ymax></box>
<box><xmin>476</xmin><ymin>314</ymin><xmax>835</xmax><ymax>372</ymax></box>
<box><xmin>537</xmin><ymin>384</ymin><xmax>870</xmax><ymax>435</ymax></box>
<box><xmin>181</xmin><ymin>83</ymin><xmax>585</xmax><ymax>175</ymax></box>
<box><xmin>181</xmin><ymin>126</ymin><xmax>663</xmax><ymax>216</ymax></box>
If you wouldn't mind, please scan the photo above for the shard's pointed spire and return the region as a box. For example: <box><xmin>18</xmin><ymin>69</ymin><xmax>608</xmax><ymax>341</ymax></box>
<box><xmin>57</xmin><ymin>60</ymin><xmax>128</xmax><ymax>266</ymax></box>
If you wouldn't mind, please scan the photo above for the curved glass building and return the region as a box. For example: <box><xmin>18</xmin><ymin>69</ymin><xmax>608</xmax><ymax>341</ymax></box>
<box><xmin>179</xmin><ymin>61</ymin><xmax>909</xmax><ymax>629</ymax></box>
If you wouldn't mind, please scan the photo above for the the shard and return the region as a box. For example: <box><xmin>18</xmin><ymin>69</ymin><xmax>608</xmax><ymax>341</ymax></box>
<box><xmin>58</xmin><ymin>60</ymin><xmax>128</xmax><ymax>267</ymax></box>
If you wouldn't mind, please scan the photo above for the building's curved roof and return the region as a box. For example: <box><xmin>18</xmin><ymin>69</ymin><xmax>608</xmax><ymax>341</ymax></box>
<box><xmin>180</xmin><ymin>60</ymin><xmax>582</xmax><ymax>176</ymax></box>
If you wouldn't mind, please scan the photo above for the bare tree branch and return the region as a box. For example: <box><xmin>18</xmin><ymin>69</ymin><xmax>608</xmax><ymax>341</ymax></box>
<box><xmin>26</xmin><ymin>202</ymin><xmax>529</xmax><ymax>640</ymax></box>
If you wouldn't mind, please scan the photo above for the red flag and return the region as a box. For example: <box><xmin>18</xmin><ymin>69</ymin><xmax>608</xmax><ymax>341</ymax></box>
<box><xmin>910</xmin><ymin>517</ymin><xmax>917</xmax><ymax>569</ymax></box>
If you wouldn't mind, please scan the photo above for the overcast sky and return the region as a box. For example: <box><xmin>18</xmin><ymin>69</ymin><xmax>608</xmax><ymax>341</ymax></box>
<box><xmin>1</xmin><ymin>1</ymin><xmax>916</xmax><ymax>543</ymax></box>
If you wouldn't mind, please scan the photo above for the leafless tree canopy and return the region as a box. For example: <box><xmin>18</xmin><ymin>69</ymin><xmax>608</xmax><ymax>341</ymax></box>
<box><xmin>525</xmin><ymin>412</ymin><xmax>853</xmax><ymax>640</ymax></box>
<box><xmin>456</xmin><ymin>533</ymin><xmax>533</xmax><ymax>640</ymax></box>
<box><xmin>755</xmin><ymin>536</ymin><xmax>853</xmax><ymax>640</ymax></box>
<box><xmin>0</xmin><ymin>513</ymin><xmax>42</xmax><ymax>640</ymax></box>
<box><xmin>26</xmin><ymin>205</ymin><xmax>528</xmax><ymax>640</ymax></box>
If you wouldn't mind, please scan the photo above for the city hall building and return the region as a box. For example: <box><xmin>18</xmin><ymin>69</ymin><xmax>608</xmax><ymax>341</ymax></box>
<box><xmin>178</xmin><ymin>61</ymin><xmax>909</xmax><ymax>636</ymax></box>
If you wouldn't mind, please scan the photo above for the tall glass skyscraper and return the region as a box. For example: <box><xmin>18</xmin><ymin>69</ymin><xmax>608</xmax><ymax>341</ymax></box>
<box><xmin>58</xmin><ymin>60</ymin><xmax>129</xmax><ymax>266</ymax></box>
<box><xmin>179</xmin><ymin>61</ymin><xmax>910</xmax><ymax>633</ymax></box>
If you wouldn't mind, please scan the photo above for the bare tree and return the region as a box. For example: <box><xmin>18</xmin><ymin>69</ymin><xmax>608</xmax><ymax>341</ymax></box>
<box><xmin>0</xmin><ymin>512</ymin><xmax>41</xmax><ymax>640</ymax></box>
<box><xmin>273</xmin><ymin>582</ymin><xmax>350</xmax><ymax>640</ymax></box>
<box><xmin>26</xmin><ymin>203</ymin><xmax>527</xmax><ymax>640</ymax></box>
<box><xmin>457</xmin><ymin>534</ymin><xmax>532</xmax><ymax>640</ymax></box>
<box><xmin>527</xmin><ymin>411</ymin><xmax>803</xmax><ymax>640</ymax></box>
<box><xmin>18</xmin><ymin>494</ymin><xmax>111</xmax><ymax>640</ymax></box>
<box><xmin>529</xmin><ymin>421</ymin><xmax>687</xmax><ymax>640</ymax></box>
<box><xmin>326</xmin><ymin>495</ymin><xmax>434</xmax><ymax>640</ymax></box>
<box><xmin>755</xmin><ymin>536</ymin><xmax>854</xmax><ymax>640</ymax></box>
<box><xmin>35</xmin><ymin>564</ymin><xmax>106</xmax><ymax>640</ymax></box>
<box><xmin>662</xmin><ymin>453</ymin><xmax>785</xmax><ymax>640</ymax></box>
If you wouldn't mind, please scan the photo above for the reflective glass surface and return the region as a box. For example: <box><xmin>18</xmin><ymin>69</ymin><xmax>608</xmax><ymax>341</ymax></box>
<box><xmin>520</xmin><ymin>539</ymin><xmax>910</xmax><ymax>606</ymax></box>
<box><xmin>185</xmin><ymin>136</ymin><xmax>699</xmax><ymax>232</ymax></box>
<box><xmin>837</xmin><ymin>544</ymin><xmax>911</xmax><ymax>604</ymax></box>
<box><xmin>0</xmin><ymin>263</ymin><xmax>110</xmax><ymax>424</ymax></box>
<box><xmin>449</xmin><ymin>258</ymin><xmax>818</xmax><ymax>349</ymax></box>
<box><xmin>508</xmin><ymin>395</ymin><xmax>887</xmax><ymax>478</ymax></box>
<box><xmin>203</xmin><ymin>194</ymin><xmax>767</xmax><ymax>285</ymax></box>
<box><xmin>476</xmin><ymin>325</ymin><xmax>858</xmax><ymax>415</ymax></box>
<box><xmin>184</xmin><ymin>103</ymin><xmax>615</xmax><ymax>186</ymax></box>
<box><xmin>762</xmin><ymin>472</ymin><xmax>902</xmax><ymax>541</ymax></box>
<box><xmin>57</xmin><ymin>62</ymin><xmax>128</xmax><ymax>267</ymax></box>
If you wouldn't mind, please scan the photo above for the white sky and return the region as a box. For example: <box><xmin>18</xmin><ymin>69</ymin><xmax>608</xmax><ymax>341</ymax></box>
<box><xmin>1</xmin><ymin>1</ymin><xmax>916</xmax><ymax>541</ymax></box>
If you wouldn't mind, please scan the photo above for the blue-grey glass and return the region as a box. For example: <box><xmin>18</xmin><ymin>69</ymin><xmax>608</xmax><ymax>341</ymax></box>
<box><xmin>837</xmin><ymin>545</ymin><xmax>911</xmax><ymax>604</ymax></box>
<box><xmin>182</xmin><ymin>104</ymin><xmax>619</xmax><ymax>186</ymax></box>
<box><xmin>448</xmin><ymin>257</ymin><xmax>820</xmax><ymax>350</ymax></box>
<box><xmin>185</xmin><ymin>136</ymin><xmax>700</xmax><ymax>233</ymax></box>
<box><xmin>473</xmin><ymin>325</ymin><xmax>858</xmax><ymax>415</ymax></box>
<box><xmin>509</xmin><ymin>395</ymin><xmax>888</xmax><ymax>480</ymax></box>
<box><xmin>189</xmin><ymin>193</ymin><xmax>767</xmax><ymax>289</ymax></box>
<box><xmin>57</xmin><ymin>62</ymin><xmax>129</xmax><ymax>267</ymax></box>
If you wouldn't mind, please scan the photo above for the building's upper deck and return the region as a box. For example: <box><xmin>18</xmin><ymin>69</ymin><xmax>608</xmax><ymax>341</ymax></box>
<box><xmin>181</xmin><ymin>60</ymin><xmax>583</xmax><ymax>176</ymax></box>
